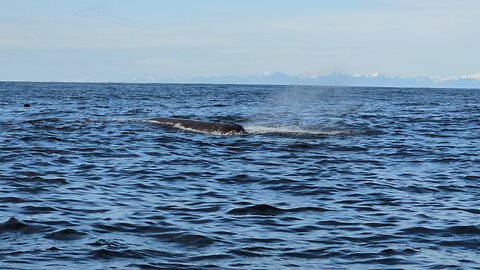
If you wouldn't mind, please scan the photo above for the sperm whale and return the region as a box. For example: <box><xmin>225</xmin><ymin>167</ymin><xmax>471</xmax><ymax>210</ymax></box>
<box><xmin>150</xmin><ymin>118</ymin><xmax>246</xmax><ymax>135</ymax></box>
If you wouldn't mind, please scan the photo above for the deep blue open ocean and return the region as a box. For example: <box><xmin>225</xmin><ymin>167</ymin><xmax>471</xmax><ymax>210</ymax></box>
<box><xmin>1</xmin><ymin>82</ymin><xmax>479</xmax><ymax>270</ymax></box>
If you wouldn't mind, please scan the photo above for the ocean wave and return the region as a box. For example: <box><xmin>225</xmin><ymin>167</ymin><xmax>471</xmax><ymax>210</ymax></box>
<box><xmin>3</xmin><ymin>82</ymin><xmax>480</xmax><ymax>270</ymax></box>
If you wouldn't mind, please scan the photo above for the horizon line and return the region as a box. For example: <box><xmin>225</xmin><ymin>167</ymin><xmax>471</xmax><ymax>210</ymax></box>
<box><xmin>1</xmin><ymin>79</ymin><xmax>479</xmax><ymax>90</ymax></box>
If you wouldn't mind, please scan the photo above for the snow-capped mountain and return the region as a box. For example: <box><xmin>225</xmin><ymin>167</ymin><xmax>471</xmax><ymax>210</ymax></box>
<box><xmin>190</xmin><ymin>72</ymin><xmax>480</xmax><ymax>88</ymax></box>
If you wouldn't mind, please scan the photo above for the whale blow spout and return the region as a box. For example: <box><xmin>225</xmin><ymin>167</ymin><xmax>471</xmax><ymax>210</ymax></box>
<box><xmin>150</xmin><ymin>118</ymin><xmax>246</xmax><ymax>135</ymax></box>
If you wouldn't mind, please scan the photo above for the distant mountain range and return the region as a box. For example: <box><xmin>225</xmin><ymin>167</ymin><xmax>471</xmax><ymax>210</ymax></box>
<box><xmin>189</xmin><ymin>72</ymin><xmax>480</xmax><ymax>88</ymax></box>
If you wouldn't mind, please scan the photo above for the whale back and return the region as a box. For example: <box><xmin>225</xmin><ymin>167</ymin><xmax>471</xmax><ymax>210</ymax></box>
<box><xmin>151</xmin><ymin>118</ymin><xmax>246</xmax><ymax>135</ymax></box>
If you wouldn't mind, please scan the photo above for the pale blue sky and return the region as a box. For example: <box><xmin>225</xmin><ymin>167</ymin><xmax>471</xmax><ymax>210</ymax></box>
<box><xmin>1</xmin><ymin>0</ymin><xmax>479</xmax><ymax>82</ymax></box>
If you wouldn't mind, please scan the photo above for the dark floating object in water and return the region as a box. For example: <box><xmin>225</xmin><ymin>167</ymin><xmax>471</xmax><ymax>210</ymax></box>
<box><xmin>227</xmin><ymin>204</ymin><xmax>284</xmax><ymax>216</ymax></box>
<box><xmin>150</xmin><ymin>117</ymin><xmax>246</xmax><ymax>135</ymax></box>
<box><xmin>23</xmin><ymin>103</ymin><xmax>31</xmax><ymax>108</ymax></box>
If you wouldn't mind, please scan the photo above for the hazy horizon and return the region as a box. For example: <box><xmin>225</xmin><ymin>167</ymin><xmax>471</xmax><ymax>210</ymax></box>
<box><xmin>2</xmin><ymin>71</ymin><xmax>480</xmax><ymax>90</ymax></box>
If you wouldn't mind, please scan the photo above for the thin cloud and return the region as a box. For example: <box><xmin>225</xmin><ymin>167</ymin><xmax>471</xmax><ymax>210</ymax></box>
<box><xmin>0</xmin><ymin>0</ymin><xmax>479</xmax><ymax>81</ymax></box>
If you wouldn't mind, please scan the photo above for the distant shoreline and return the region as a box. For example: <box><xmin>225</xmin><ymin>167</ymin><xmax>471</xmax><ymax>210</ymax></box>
<box><xmin>1</xmin><ymin>80</ymin><xmax>479</xmax><ymax>90</ymax></box>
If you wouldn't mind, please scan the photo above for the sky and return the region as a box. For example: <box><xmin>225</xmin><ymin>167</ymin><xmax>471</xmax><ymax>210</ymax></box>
<box><xmin>1</xmin><ymin>0</ymin><xmax>479</xmax><ymax>82</ymax></box>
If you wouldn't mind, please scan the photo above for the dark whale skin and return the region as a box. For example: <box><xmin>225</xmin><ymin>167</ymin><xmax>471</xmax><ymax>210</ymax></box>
<box><xmin>151</xmin><ymin>118</ymin><xmax>246</xmax><ymax>134</ymax></box>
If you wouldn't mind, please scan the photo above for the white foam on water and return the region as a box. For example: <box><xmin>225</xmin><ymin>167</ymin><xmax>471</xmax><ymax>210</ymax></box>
<box><xmin>244</xmin><ymin>125</ymin><xmax>356</xmax><ymax>136</ymax></box>
<box><xmin>143</xmin><ymin>119</ymin><xmax>167</xmax><ymax>124</ymax></box>
<box><xmin>171</xmin><ymin>123</ymin><xmax>245</xmax><ymax>136</ymax></box>
<box><xmin>111</xmin><ymin>118</ymin><xmax>148</xmax><ymax>123</ymax></box>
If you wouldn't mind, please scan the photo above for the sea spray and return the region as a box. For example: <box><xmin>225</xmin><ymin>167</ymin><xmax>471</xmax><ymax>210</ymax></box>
<box><xmin>245</xmin><ymin>85</ymin><xmax>366</xmax><ymax>131</ymax></box>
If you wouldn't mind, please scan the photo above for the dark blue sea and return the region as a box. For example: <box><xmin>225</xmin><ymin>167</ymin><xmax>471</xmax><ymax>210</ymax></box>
<box><xmin>1</xmin><ymin>82</ymin><xmax>480</xmax><ymax>270</ymax></box>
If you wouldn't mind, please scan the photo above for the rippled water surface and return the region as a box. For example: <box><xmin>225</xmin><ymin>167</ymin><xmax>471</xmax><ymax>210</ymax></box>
<box><xmin>1</xmin><ymin>82</ymin><xmax>480</xmax><ymax>269</ymax></box>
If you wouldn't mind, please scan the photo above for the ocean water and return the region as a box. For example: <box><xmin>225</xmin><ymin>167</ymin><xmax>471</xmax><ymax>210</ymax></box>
<box><xmin>1</xmin><ymin>82</ymin><xmax>479</xmax><ymax>270</ymax></box>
